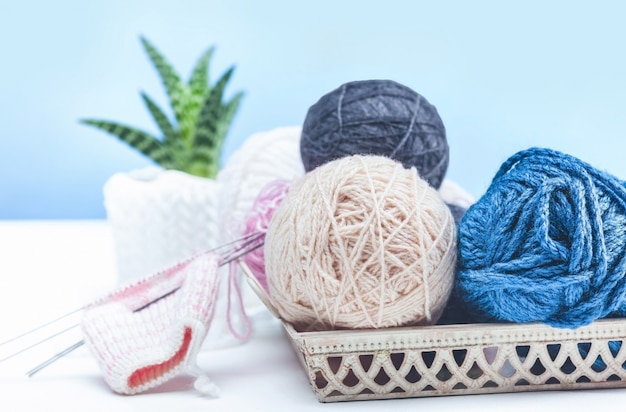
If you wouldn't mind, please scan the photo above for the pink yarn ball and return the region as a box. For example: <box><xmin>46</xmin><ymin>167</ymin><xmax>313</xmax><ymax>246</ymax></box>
<box><xmin>242</xmin><ymin>179</ymin><xmax>291</xmax><ymax>292</ymax></box>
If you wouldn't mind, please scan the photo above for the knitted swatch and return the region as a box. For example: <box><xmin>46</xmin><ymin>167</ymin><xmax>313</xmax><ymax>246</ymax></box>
<box><xmin>457</xmin><ymin>147</ymin><xmax>626</xmax><ymax>328</ymax></box>
<box><xmin>81</xmin><ymin>253</ymin><xmax>221</xmax><ymax>396</ymax></box>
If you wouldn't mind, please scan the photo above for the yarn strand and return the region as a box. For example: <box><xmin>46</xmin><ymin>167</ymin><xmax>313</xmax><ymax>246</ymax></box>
<box><xmin>225</xmin><ymin>261</ymin><xmax>252</xmax><ymax>341</ymax></box>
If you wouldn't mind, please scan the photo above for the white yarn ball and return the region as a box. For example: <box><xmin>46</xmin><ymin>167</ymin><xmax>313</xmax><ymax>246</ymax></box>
<box><xmin>439</xmin><ymin>179</ymin><xmax>476</xmax><ymax>210</ymax></box>
<box><xmin>216</xmin><ymin>126</ymin><xmax>305</xmax><ymax>245</ymax></box>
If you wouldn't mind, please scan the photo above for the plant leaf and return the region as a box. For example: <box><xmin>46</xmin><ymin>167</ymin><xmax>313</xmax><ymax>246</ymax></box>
<box><xmin>176</xmin><ymin>53</ymin><xmax>210</xmax><ymax>151</ymax></box>
<box><xmin>141</xmin><ymin>92</ymin><xmax>186</xmax><ymax>168</ymax></box>
<box><xmin>188</xmin><ymin>66</ymin><xmax>236</xmax><ymax>178</ymax></box>
<box><xmin>140</xmin><ymin>36</ymin><xmax>188</xmax><ymax>133</ymax></box>
<box><xmin>140</xmin><ymin>92</ymin><xmax>179</xmax><ymax>143</ymax></box>
<box><xmin>188</xmin><ymin>46</ymin><xmax>214</xmax><ymax>97</ymax></box>
<box><xmin>80</xmin><ymin>119</ymin><xmax>175</xmax><ymax>168</ymax></box>
<box><xmin>216</xmin><ymin>91</ymin><xmax>244</xmax><ymax>143</ymax></box>
<box><xmin>177</xmin><ymin>47</ymin><xmax>215</xmax><ymax>151</ymax></box>
<box><xmin>194</xmin><ymin>66</ymin><xmax>235</xmax><ymax>147</ymax></box>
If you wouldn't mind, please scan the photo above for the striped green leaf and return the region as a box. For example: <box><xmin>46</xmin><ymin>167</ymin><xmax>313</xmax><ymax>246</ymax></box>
<box><xmin>188</xmin><ymin>47</ymin><xmax>214</xmax><ymax>97</ymax></box>
<box><xmin>80</xmin><ymin>119</ymin><xmax>175</xmax><ymax>168</ymax></box>
<box><xmin>176</xmin><ymin>47</ymin><xmax>216</xmax><ymax>146</ymax></box>
<box><xmin>141</xmin><ymin>92</ymin><xmax>178</xmax><ymax>144</ymax></box>
<box><xmin>141</xmin><ymin>92</ymin><xmax>186</xmax><ymax>168</ymax></box>
<box><xmin>184</xmin><ymin>146</ymin><xmax>220</xmax><ymax>178</ymax></box>
<box><xmin>193</xmin><ymin>66</ymin><xmax>235</xmax><ymax>153</ymax></box>
<box><xmin>185</xmin><ymin>66</ymin><xmax>240</xmax><ymax>178</ymax></box>
<box><xmin>216</xmin><ymin>91</ymin><xmax>244</xmax><ymax>143</ymax></box>
<box><xmin>140</xmin><ymin>37</ymin><xmax>188</xmax><ymax>132</ymax></box>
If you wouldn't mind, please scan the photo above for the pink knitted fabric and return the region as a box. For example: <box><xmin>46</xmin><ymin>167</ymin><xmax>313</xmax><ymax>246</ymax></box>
<box><xmin>81</xmin><ymin>253</ymin><xmax>221</xmax><ymax>396</ymax></box>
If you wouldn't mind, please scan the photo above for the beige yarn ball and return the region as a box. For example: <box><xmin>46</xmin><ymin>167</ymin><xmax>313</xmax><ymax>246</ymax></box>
<box><xmin>265</xmin><ymin>155</ymin><xmax>457</xmax><ymax>331</ymax></box>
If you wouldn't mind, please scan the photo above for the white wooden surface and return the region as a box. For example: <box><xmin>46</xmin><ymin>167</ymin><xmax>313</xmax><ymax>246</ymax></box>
<box><xmin>0</xmin><ymin>220</ymin><xmax>625</xmax><ymax>411</ymax></box>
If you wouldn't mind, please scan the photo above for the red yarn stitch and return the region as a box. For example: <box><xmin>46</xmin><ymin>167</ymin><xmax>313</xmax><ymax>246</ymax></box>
<box><xmin>127</xmin><ymin>327</ymin><xmax>192</xmax><ymax>389</ymax></box>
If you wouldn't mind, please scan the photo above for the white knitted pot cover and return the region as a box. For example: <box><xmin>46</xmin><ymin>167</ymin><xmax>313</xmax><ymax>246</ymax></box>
<box><xmin>103</xmin><ymin>167</ymin><xmax>219</xmax><ymax>284</ymax></box>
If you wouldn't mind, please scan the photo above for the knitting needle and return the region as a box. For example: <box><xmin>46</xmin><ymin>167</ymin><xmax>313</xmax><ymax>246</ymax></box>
<box><xmin>0</xmin><ymin>324</ymin><xmax>79</xmax><ymax>364</ymax></box>
<box><xmin>0</xmin><ymin>308</ymin><xmax>82</xmax><ymax>347</ymax></box>
<box><xmin>26</xmin><ymin>341</ymin><xmax>85</xmax><ymax>378</ymax></box>
<box><xmin>21</xmin><ymin>233</ymin><xmax>265</xmax><ymax>378</ymax></box>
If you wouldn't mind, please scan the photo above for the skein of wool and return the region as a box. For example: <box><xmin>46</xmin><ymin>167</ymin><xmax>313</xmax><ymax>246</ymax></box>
<box><xmin>241</xmin><ymin>179</ymin><xmax>290</xmax><ymax>293</ymax></box>
<box><xmin>217</xmin><ymin>126</ymin><xmax>304</xmax><ymax>246</ymax></box>
<box><xmin>457</xmin><ymin>147</ymin><xmax>626</xmax><ymax>329</ymax></box>
<box><xmin>300</xmin><ymin>79</ymin><xmax>449</xmax><ymax>189</ymax></box>
<box><xmin>265</xmin><ymin>155</ymin><xmax>457</xmax><ymax>331</ymax></box>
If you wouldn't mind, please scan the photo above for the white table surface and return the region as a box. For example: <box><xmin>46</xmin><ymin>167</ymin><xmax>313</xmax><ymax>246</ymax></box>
<box><xmin>1</xmin><ymin>220</ymin><xmax>625</xmax><ymax>411</ymax></box>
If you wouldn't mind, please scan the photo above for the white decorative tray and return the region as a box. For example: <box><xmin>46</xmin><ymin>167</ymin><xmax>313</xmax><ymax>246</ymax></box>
<box><xmin>240</xmin><ymin>264</ymin><xmax>626</xmax><ymax>403</ymax></box>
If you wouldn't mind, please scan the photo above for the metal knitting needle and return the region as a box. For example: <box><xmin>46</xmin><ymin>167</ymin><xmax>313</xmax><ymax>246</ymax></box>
<box><xmin>0</xmin><ymin>324</ymin><xmax>80</xmax><ymax>364</ymax></box>
<box><xmin>22</xmin><ymin>233</ymin><xmax>265</xmax><ymax>378</ymax></box>
<box><xmin>26</xmin><ymin>341</ymin><xmax>85</xmax><ymax>378</ymax></box>
<box><xmin>0</xmin><ymin>308</ymin><xmax>82</xmax><ymax>347</ymax></box>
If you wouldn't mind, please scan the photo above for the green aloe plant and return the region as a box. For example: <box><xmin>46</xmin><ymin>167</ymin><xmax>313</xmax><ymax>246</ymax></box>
<box><xmin>80</xmin><ymin>36</ymin><xmax>243</xmax><ymax>179</ymax></box>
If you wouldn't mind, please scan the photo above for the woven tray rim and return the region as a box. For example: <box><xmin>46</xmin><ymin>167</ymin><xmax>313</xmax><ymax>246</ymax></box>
<box><xmin>283</xmin><ymin>318</ymin><xmax>626</xmax><ymax>353</ymax></box>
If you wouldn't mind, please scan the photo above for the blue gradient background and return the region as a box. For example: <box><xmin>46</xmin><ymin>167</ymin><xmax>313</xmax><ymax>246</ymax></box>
<box><xmin>2</xmin><ymin>1</ymin><xmax>625</xmax><ymax>219</ymax></box>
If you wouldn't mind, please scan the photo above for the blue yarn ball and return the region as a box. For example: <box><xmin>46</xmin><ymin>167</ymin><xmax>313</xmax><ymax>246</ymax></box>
<box><xmin>457</xmin><ymin>147</ymin><xmax>626</xmax><ymax>329</ymax></box>
<box><xmin>300</xmin><ymin>79</ymin><xmax>449</xmax><ymax>188</ymax></box>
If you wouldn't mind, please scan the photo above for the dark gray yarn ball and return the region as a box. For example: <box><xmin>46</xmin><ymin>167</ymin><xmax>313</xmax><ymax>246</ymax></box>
<box><xmin>300</xmin><ymin>79</ymin><xmax>449</xmax><ymax>188</ymax></box>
